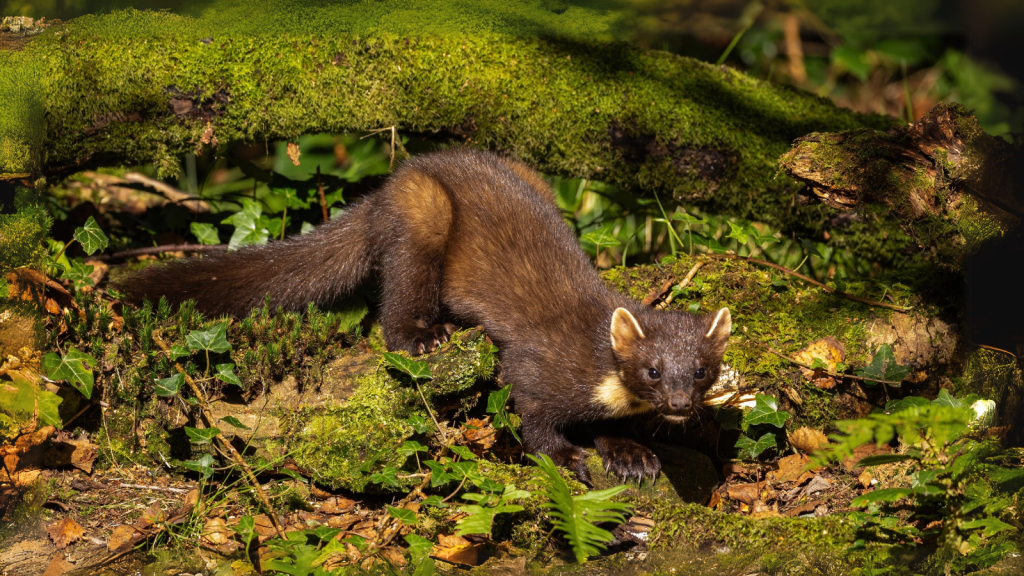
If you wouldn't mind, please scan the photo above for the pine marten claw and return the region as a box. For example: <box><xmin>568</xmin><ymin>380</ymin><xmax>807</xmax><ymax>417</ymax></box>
<box><xmin>594</xmin><ymin>437</ymin><xmax>661</xmax><ymax>482</ymax></box>
<box><xmin>411</xmin><ymin>323</ymin><xmax>458</xmax><ymax>355</ymax></box>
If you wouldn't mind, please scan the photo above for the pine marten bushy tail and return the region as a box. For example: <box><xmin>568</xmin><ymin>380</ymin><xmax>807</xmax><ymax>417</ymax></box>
<box><xmin>115</xmin><ymin>199</ymin><xmax>378</xmax><ymax>318</ymax></box>
<box><xmin>117</xmin><ymin>149</ymin><xmax>732</xmax><ymax>486</ymax></box>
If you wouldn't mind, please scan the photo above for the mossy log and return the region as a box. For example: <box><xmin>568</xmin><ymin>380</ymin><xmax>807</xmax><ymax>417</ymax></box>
<box><xmin>779</xmin><ymin>103</ymin><xmax>1024</xmax><ymax>269</ymax></box>
<box><xmin>0</xmin><ymin>9</ymin><xmax>894</xmax><ymax>233</ymax></box>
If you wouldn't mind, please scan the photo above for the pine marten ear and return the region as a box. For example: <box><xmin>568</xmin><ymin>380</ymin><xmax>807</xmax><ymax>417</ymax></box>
<box><xmin>704</xmin><ymin>307</ymin><xmax>732</xmax><ymax>356</ymax></box>
<box><xmin>610</xmin><ymin>307</ymin><xmax>645</xmax><ymax>354</ymax></box>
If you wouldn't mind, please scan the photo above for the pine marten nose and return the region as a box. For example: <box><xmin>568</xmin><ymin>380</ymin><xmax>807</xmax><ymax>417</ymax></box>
<box><xmin>668</xmin><ymin>393</ymin><xmax>691</xmax><ymax>411</ymax></box>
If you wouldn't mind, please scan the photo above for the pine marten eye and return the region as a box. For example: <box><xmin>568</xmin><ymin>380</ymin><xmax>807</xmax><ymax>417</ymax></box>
<box><xmin>694</xmin><ymin>367</ymin><xmax>707</xmax><ymax>380</ymax></box>
<box><xmin>647</xmin><ymin>368</ymin><xmax>661</xmax><ymax>380</ymax></box>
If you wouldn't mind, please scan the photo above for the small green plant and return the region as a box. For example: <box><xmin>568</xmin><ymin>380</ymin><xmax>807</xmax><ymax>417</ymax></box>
<box><xmin>529</xmin><ymin>453</ymin><xmax>632</xmax><ymax>563</ymax></box>
<box><xmin>721</xmin><ymin>393</ymin><xmax>790</xmax><ymax>460</ymax></box>
<box><xmin>818</xmin><ymin>391</ymin><xmax>1014</xmax><ymax>555</ymax></box>
<box><xmin>456</xmin><ymin>482</ymin><xmax>531</xmax><ymax>537</ymax></box>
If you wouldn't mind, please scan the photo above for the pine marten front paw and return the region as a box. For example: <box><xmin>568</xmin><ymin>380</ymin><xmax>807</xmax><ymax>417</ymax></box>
<box><xmin>549</xmin><ymin>446</ymin><xmax>593</xmax><ymax>487</ymax></box>
<box><xmin>594</xmin><ymin>437</ymin><xmax>661</xmax><ymax>482</ymax></box>
<box><xmin>411</xmin><ymin>323</ymin><xmax>458</xmax><ymax>355</ymax></box>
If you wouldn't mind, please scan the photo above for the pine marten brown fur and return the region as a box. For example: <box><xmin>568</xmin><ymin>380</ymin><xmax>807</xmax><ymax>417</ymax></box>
<box><xmin>118</xmin><ymin>149</ymin><xmax>731</xmax><ymax>484</ymax></box>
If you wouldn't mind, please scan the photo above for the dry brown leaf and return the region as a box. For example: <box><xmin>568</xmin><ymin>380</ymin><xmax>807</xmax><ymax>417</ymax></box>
<box><xmin>287</xmin><ymin>142</ymin><xmax>301</xmax><ymax>166</ymax></box>
<box><xmin>327</xmin><ymin>514</ymin><xmax>361</xmax><ymax>530</ymax></box>
<box><xmin>793</xmin><ymin>336</ymin><xmax>846</xmax><ymax>389</ymax></box>
<box><xmin>858</xmin><ymin>470</ymin><xmax>874</xmax><ymax>489</ymax></box>
<box><xmin>183</xmin><ymin>489</ymin><xmax>200</xmax><ymax>512</ymax></box>
<box><xmin>843</xmin><ymin>443</ymin><xmax>892</xmax><ymax>472</ymax></box>
<box><xmin>462</xmin><ymin>417</ymin><xmax>497</xmax><ymax>453</ymax></box>
<box><xmin>202</xmin><ymin>518</ymin><xmax>231</xmax><ymax>545</ymax></box>
<box><xmin>790</xmin><ymin>427</ymin><xmax>830</xmax><ymax>453</ymax></box>
<box><xmin>784</xmin><ymin>499</ymin><xmax>826</xmax><ymax>517</ymax></box>
<box><xmin>432</xmin><ymin>533</ymin><xmax>480</xmax><ymax>566</ymax></box>
<box><xmin>708</xmin><ymin>491</ymin><xmax>722</xmax><ymax>509</ymax></box>
<box><xmin>726</xmin><ymin>483</ymin><xmax>764</xmax><ymax>505</ymax></box>
<box><xmin>319</xmin><ymin>496</ymin><xmax>356</xmax><ymax>515</ymax></box>
<box><xmin>767</xmin><ymin>454</ymin><xmax>812</xmax><ymax>484</ymax></box>
<box><xmin>252</xmin><ymin>514</ymin><xmax>278</xmax><ymax>543</ymax></box>
<box><xmin>47</xmin><ymin>518</ymin><xmax>85</xmax><ymax>549</ymax></box>
<box><xmin>380</xmin><ymin>547</ymin><xmax>407</xmax><ymax>567</ymax></box>
<box><xmin>107</xmin><ymin>525</ymin><xmax>137</xmax><ymax>552</ymax></box>
<box><xmin>749</xmin><ymin>500</ymin><xmax>780</xmax><ymax>519</ymax></box>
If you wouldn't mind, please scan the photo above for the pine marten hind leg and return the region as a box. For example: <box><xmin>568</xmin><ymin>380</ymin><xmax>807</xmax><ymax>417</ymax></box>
<box><xmin>377</xmin><ymin>172</ymin><xmax>458</xmax><ymax>355</ymax></box>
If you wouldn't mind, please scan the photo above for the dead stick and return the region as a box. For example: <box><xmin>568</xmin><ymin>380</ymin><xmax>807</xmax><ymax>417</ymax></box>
<box><xmin>641</xmin><ymin>279</ymin><xmax>675</xmax><ymax>306</ymax></box>
<box><xmin>152</xmin><ymin>332</ymin><xmax>286</xmax><ymax>536</ymax></box>
<box><xmin>706</xmin><ymin>253</ymin><xmax>912</xmax><ymax>312</ymax></box>
<box><xmin>754</xmin><ymin>339</ymin><xmax>905</xmax><ymax>386</ymax></box>
<box><xmin>102</xmin><ymin>244</ymin><xmax>228</xmax><ymax>261</ymax></box>
<box><xmin>119</xmin><ymin>483</ymin><xmax>189</xmax><ymax>494</ymax></box>
<box><xmin>317</xmin><ymin>165</ymin><xmax>329</xmax><ymax>223</ymax></box>
<box><xmin>657</xmin><ymin>262</ymin><xmax>705</xmax><ymax>310</ymax></box>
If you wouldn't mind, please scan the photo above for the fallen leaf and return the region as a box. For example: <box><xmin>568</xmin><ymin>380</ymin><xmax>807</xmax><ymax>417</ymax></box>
<box><xmin>200</xmin><ymin>122</ymin><xmax>218</xmax><ymax>146</ymax></box>
<box><xmin>462</xmin><ymin>417</ymin><xmax>496</xmax><ymax>453</ymax></box>
<box><xmin>708</xmin><ymin>491</ymin><xmax>722</xmax><ymax>509</ymax></box>
<box><xmin>41</xmin><ymin>556</ymin><xmax>74</xmax><ymax>576</ymax></box>
<box><xmin>801</xmin><ymin>475</ymin><xmax>832</xmax><ymax>496</ymax></box>
<box><xmin>183</xmin><ymin>489</ymin><xmax>200</xmax><ymax>513</ymax></box>
<box><xmin>767</xmin><ymin>454</ymin><xmax>814</xmax><ymax>483</ymax></box>
<box><xmin>726</xmin><ymin>483</ymin><xmax>766</xmax><ymax>505</ymax></box>
<box><xmin>252</xmin><ymin>514</ymin><xmax>278</xmax><ymax>543</ymax></box>
<box><xmin>320</xmin><ymin>496</ymin><xmax>356</xmax><ymax>515</ymax></box>
<box><xmin>432</xmin><ymin>533</ymin><xmax>480</xmax><ymax>566</ymax></box>
<box><xmin>858</xmin><ymin>470</ymin><xmax>874</xmax><ymax>489</ymax></box>
<box><xmin>793</xmin><ymin>336</ymin><xmax>846</xmax><ymax>389</ymax></box>
<box><xmin>327</xmin><ymin>514</ymin><xmax>361</xmax><ymax>530</ymax></box>
<box><xmin>202</xmin><ymin>518</ymin><xmax>231</xmax><ymax>545</ymax></box>
<box><xmin>749</xmin><ymin>500</ymin><xmax>780</xmax><ymax>519</ymax></box>
<box><xmin>48</xmin><ymin>518</ymin><xmax>85</xmax><ymax>549</ymax></box>
<box><xmin>107</xmin><ymin>524</ymin><xmax>138</xmax><ymax>552</ymax></box>
<box><xmin>790</xmin><ymin>427</ymin><xmax>830</xmax><ymax>453</ymax></box>
<box><xmin>843</xmin><ymin>444</ymin><xmax>892</xmax><ymax>472</ymax></box>
<box><xmin>380</xmin><ymin>547</ymin><xmax>408</xmax><ymax>567</ymax></box>
<box><xmin>784</xmin><ymin>499</ymin><xmax>826</xmax><ymax>517</ymax></box>
<box><xmin>287</xmin><ymin>142</ymin><xmax>301</xmax><ymax>166</ymax></box>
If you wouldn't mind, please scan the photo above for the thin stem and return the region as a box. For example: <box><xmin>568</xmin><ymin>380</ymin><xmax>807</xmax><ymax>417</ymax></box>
<box><xmin>414</xmin><ymin>379</ymin><xmax>446</xmax><ymax>445</ymax></box>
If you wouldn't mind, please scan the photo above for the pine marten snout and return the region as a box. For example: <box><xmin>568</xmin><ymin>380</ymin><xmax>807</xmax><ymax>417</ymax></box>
<box><xmin>117</xmin><ymin>148</ymin><xmax>732</xmax><ymax>486</ymax></box>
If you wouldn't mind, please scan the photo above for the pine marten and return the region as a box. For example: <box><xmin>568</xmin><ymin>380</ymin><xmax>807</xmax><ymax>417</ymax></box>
<box><xmin>118</xmin><ymin>149</ymin><xmax>731</xmax><ymax>484</ymax></box>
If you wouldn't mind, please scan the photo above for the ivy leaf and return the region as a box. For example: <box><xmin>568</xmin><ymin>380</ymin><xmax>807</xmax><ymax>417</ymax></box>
<box><xmin>42</xmin><ymin>347</ymin><xmax>96</xmax><ymax>399</ymax></box>
<box><xmin>274</xmin><ymin>187</ymin><xmax>308</xmax><ymax>209</ymax></box>
<box><xmin>715</xmin><ymin>407</ymin><xmax>743</xmax><ymax>431</ymax></box>
<box><xmin>486</xmin><ymin>384</ymin><xmax>512</xmax><ymax>415</ymax></box>
<box><xmin>59</xmin><ymin>260</ymin><xmax>95</xmax><ymax>289</ymax></box>
<box><xmin>386</xmin><ymin>505</ymin><xmax>418</xmax><ymax>525</ymax></box>
<box><xmin>186</xmin><ymin>324</ymin><xmax>231</xmax><ymax>354</ymax></box>
<box><xmin>397</xmin><ymin>440</ymin><xmax>428</xmax><ymax>457</ymax></box>
<box><xmin>382</xmin><ymin>352</ymin><xmax>431</xmax><ymax>380</ymax></box>
<box><xmin>0</xmin><ymin>371</ymin><xmax>63</xmax><ymax>429</ymax></box>
<box><xmin>855</xmin><ymin>344</ymin><xmax>911</xmax><ymax>384</ymax></box>
<box><xmin>743</xmin><ymin>394</ymin><xmax>790</xmax><ymax>428</ymax></box>
<box><xmin>181</xmin><ymin>454</ymin><xmax>216</xmax><ymax>479</ymax></box>
<box><xmin>735</xmin><ymin>432</ymin><xmax>776</xmax><ymax>460</ymax></box>
<box><xmin>885</xmin><ymin>396</ymin><xmax>930</xmax><ymax>413</ymax></box>
<box><xmin>215</xmin><ymin>363</ymin><xmax>241</xmax><ymax>386</ymax></box>
<box><xmin>725</xmin><ymin>221</ymin><xmax>750</xmax><ymax>245</ymax></box>
<box><xmin>185</xmin><ymin>426</ymin><xmax>220</xmax><ymax>445</ymax></box>
<box><xmin>932</xmin><ymin>389</ymin><xmax>964</xmax><ymax>409</ymax></box>
<box><xmin>227</xmin><ymin>211</ymin><xmax>269</xmax><ymax>250</ymax></box>
<box><xmin>691</xmin><ymin>234</ymin><xmax>727</xmax><ymax>253</ymax></box>
<box><xmin>73</xmin><ymin>216</ymin><xmax>109</xmax><ymax>255</ymax></box>
<box><xmin>420</xmin><ymin>495</ymin><xmax>449</xmax><ymax>508</ymax></box>
<box><xmin>308</xmin><ymin>526</ymin><xmax>341</xmax><ymax>544</ymax></box>
<box><xmin>405</xmin><ymin>414</ymin><xmax>430</xmax><ymax>434</ymax></box>
<box><xmin>219</xmin><ymin>415</ymin><xmax>250</xmax><ymax>430</ymax></box>
<box><xmin>404</xmin><ymin>533</ymin><xmax>434</xmax><ymax>563</ymax></box>
<box><xmin>370</xmin><ymin>466</ymin><xmax>402</xmax><ymax>488</ymax></box>
<box><xmin>449</xmin><ymin>445</ymin><xmax>478</xmax><ymax>461</ymax></box>
<box><xmin>190</xmin><ymin>222</ymin><xmax>221</xmax><ymax>245</ymax></box>
<box><xmin>425</xmin><ymin>460</ymin><xmax>458</xmax><ymax>487</ymax></box>
<box><xmin>851</xmin><ymin>488</ymin><xmax>914</xmax><ymax>507</ymax></box>
<box><xmin>154</xmin><ymin>373</ymin><xmax>185</xmax><ymax>397</ymax></box>
<box><xmin>231</xmin><ymin>516</ymin><xmax>257</xmax><ymax>542</ymax></box>
<box><xmin>801</xmin><ymin>238</ymin><xmax>823</xmax><ymax>258</ymax></box>
<box><xmin>300</xmin><ymin>221</ymin><xmax>316</xmax><ymax>234</ymax></box>
<box><xmin>580</xmin><ymin>230</ymin><xmax>621</xmax><ymax>247</ymax></box>
<box><xmin>168</xmin><ymin>344</ymin><xmax>191</xmax><ymax>361</ymax></box>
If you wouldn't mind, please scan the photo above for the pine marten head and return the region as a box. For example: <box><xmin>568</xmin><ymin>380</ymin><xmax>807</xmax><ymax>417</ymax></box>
<box><xmin>598</xmin><ymin>306</ymin><xmax>732</xmax><ymax>423</ymax></box>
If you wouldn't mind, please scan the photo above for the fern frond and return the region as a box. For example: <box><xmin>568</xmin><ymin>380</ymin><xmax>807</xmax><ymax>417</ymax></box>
<box><xmin>529</xmin><ymin>453</ymin><xmax>632</xmax><ymax>563</ymax></box>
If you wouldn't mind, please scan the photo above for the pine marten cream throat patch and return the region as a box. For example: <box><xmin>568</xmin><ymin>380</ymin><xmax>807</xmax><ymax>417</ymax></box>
<box><xmin>593</xmin><ymin>373</ymin><xmax>653</xmax><ymax>418</ymax></box>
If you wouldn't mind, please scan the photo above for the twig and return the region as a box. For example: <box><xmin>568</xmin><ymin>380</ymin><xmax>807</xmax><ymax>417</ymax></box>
<box><xmin>657</xmin><ymin>262</ymin><xmax>705</xmax><ymax>310</ymax></box>
<box><xmin>63</xmin><ymin>403</ymin><xmax>92</xmax><ymax>428</ymax></box>
<box><xmin>641</xmin><ymin>280</ymin><xmax>674</xmax><ymax>306</ymax></box>
<box><xmin>360</xmin><ymin>126</ymin><xmax>406</xmax><ymax>168</ymax></box>
<box><xmin>152</xmin><ymin>332</ymin><xmax>286</xmax><ymax>537</ymax></box>
<box><xmin>754</xmin><ymin>339</ymin><xmax>906</xmax><ymax>386</ymax></box>
<box><xmin>101</xmin><ymin>244</ymin><xmax>228</xmax><ymax>262</ymax></box>
<box><xmin>414</xmin><ymin>380</ymin><xmax>447</xmax><ymax>445</ymax></box>
<box><xmin>119</xmin><ymin>483</ymin><xmax>189</xmax><ymax>494</ymax></box>
<box><xmin>707</xmin><ymin>253</ymin><xmax>912</xmax><ymax>312</ymax></box>
<box><xmin>122</xmin><ymin>172</ymin><xmax>210</xmax><ymax>212</ymax></box>
<box><xmin>976</xmin><ymin>343</ymin><xmax>1017</xmax><ymax>359</ymax></box>
<box><xmin>316</xmin><ymin>165</ymin><xmax>329</xmax><ymax>223</ymax></box>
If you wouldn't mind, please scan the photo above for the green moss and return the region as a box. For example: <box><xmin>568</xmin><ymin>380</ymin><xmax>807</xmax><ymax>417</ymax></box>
<box><xmin>0</xmin><ymin>188</ymin><xmax>49</xmax><ymax>274</ymax></box>
<box><xmin>1</xmin><ymin>7</ymin><xmax>892</xmax><ymax>234</ymax></box>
